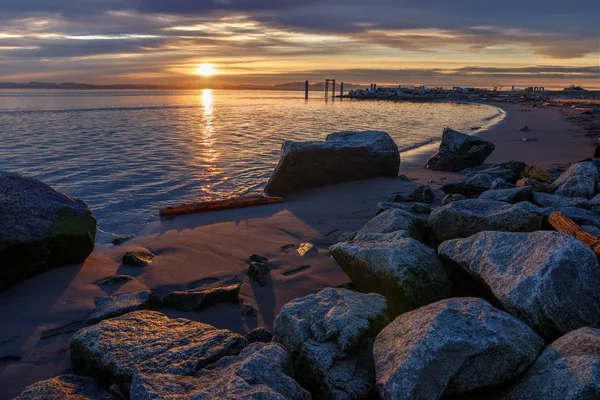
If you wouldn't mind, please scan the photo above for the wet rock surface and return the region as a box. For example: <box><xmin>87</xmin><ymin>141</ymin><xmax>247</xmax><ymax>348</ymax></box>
<box><xmin>264</xmin><ymin>130</ymin><xmax>400</xmax><ymax>195</ymax></box>
<box><xmin>427</xmin><ymin>199</ymin><xmax>544</xmax><ymax>242</ymax></box>
<box><xmin>273</xmin><ymin>288</ymin><xmax>388</xmax><ymax>399</ymax></box>
<box><xmin>374</xmin><ymin>297</ymin><xmax>543</xmax><ymax>399</ymax></box>
<box><xmin>426</xmin><ymin>127</ymin><xmax>495</xmax><ymax>172</ymax></box>
<box><xmin>130</xmin><ymin>343</ymin><xmax>311</xmax><ymax>400</ymax></box>
<box><xmin>71</xmin><ymin>310</ymin><xmax>248</xmax><ymax>392</ymax></box>
<box><xmin>163</xmin><ymin>284</ymin><xmax>241</xmax><ymax>312</ymax></box>
<box><xmin>87</xmin><ymin>290</ymin><xmax>163</xmax><ymax>324</ymax></box>
<box><xmin>330</xmin><ymin>236</ymin><xmax>451</xmax><ymax>316</ymax></box>
<box><xmin>14</xmin><ymin>375</ymin><xmax>113</xmax><ymax>400</ymax></box>
<box><xmin>494</xmin><ymin>327</ymin><xmax>600</xmax><ymax>400</ymax></box>
<box><xmin>0</xmin><ymin>171</ymin><xmax>96</xmax><ymax>292</ymax></box>
<box><xmin>439</xmin><ymin>231</ymin><xmax>600</xmax><ymax>340</ymax></box>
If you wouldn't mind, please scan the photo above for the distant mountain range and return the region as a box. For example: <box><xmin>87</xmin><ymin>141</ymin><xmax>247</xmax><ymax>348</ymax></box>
<box><xmin>0</xmin><ymin>81</ymin><xmax>366</xmax><ymax>91</ymax></box>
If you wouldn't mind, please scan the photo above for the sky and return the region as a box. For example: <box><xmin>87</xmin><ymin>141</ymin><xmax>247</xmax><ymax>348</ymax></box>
<box><xmin>0</xmin><ymin>0</ymin><xmax>598</xmax><ymax>88</ymax></box>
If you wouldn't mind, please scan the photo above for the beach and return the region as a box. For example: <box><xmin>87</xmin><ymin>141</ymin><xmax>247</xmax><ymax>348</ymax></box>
<box><xmin>0</xmin><ymin>101</ymin><xmax>596</xmax><ymax>399</ymax></box>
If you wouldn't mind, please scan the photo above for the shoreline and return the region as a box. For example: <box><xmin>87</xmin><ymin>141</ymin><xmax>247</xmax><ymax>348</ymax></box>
<box><xmin>0</xmin><ymin>100</ymin><xmax>597</xmax><ymax>398</ymax></box>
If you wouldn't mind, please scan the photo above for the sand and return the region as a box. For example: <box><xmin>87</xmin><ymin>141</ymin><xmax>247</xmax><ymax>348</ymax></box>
<box><xmin>0</xmin><ymin>101</ymin><xmax>595</xmax><ymax>399</ymax></box>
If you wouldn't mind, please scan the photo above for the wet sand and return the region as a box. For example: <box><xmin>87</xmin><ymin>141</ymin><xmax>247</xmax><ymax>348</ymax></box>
<box><xmin>0</xmin><ymin>101</ymin><xmax>595</xmax><ymax>399</ymax></box>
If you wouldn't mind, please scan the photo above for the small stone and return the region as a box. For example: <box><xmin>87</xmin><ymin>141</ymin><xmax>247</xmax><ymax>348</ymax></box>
<box><xmin>122</xmin><ymin>250</ymin><xmax>155</xmax><ymax>267</ymax></box>
<box><xmin>87</xmin><ymin>290</ymin><xmax>163</xmax><ymax>324</ymax></box>
<box><xmin>407</xmin><ymin>185</ymin><xmax>435</xmax><ymax>204</ymax></box>
<box><xmin>93</xmin><ymin>275</ymin><xmax>134</xmax><ymax>286</ymax></box>
<box><xmin>163</xmin><ymin>284</ymin><xmax>241</xmax><ymax>312</ymax></box>
<box><xmin>112</xmin><ymin>235</ymin><xmax>134</xmax><ymax>245</ymax></box>
<box><xmin>238</xmin><ymin>301</ymin><xmax>258</xmax><ymax>317</ymax></box>
<box><xmin>245</xmin><ymin>327</ymin><xmax>273</xmax><ymax>343</ymax></box>
<box><xmin>396</xmin><ymin>174</ymin><xmax>410</xmax><ymax>181</ymax></box>
<box><xmin>389</xmin><ymin>193</ymin><xmax>409</xmax><ymax>203</ymax></box>
<box><xmin>518</xmin><ymin>125</ymin><xmax>531</xmax><ymax>131</ymax></box>
<box><xmin>248</xmin><ymin>262</ymin><xmax>270</xmax><ymax>286</ymax></box>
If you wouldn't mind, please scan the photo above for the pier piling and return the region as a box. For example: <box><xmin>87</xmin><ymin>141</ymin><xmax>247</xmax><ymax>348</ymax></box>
<box><xmin>305</xmin><ymin>80</ymin><xmax>309</xmax><ymax>100</ymax></box>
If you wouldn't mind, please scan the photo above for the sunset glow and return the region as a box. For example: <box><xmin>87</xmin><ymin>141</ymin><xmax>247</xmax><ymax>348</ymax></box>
<box><xmin>196</xmin><ymin>64</ymin><xmax>217</xmax><ymax>76</ymax></box>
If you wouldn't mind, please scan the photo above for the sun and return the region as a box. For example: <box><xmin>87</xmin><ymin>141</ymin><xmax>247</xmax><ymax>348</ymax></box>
<box><xmin>196</xmin><ymin>64</ymin><xmax>217</xmax><ymax>76</ymax></box>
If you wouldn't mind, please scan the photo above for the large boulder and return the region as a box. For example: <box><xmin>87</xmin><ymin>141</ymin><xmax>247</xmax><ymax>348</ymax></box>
<box><xmin>357</xmin><ymin>208</ymin><xmax>426</xmax><ymax>241</ymax></box>
<box><xmin>438</xmin><ymin>231</ymin><xmax>600</xmax><ymax>340</ymax></box>
<box><xmin>71</xmin><ymin>310</ymin><xmax>248</xmax><ymax>393</ymax></box>
<box><xmin>442</xmin><ymin>173</ymin><xmax>495</xmax><ymax>196</ymax></box>
<box><xmin>495</xmin><ymin>327</ymin><xmax>600</xmax><ymax>400</ymax></box>
<box><xmin>330</xmin><ymin>237</ymin><xmax>451</xmax><ymax>316</ymax></box>
<box><xmin>264</xmin><ymin>131</ymin><xmax>400</xmax><ymax>195</ymax></box>
<box><xmin>374</xmin><ymin>298</ymin><xmax>543</xmax><ymax>399</ymax></box>
<box><xmin>130</xmin><ymin>343</ymin><xmax>311</xmax><ymax>400</ymax></box>
<box><xmin>427</xmin><ymin>200</ymin><xmax>543</xmax><ymax>242</ymax></box>
<box><xmin>87</xmin><ymin>290</ymin><xmax>163</xmax><ymax>324</ymax></box>
<box><xmin>273</xmin><ymin>288</ymin><xmax>388</xmax><ymax>399</ymax></box>
<box><xmin>550</xmin><ymin>162</ymin><xmax>598</xmax><ymax>199</ymax></box>
<box><xmin>426</xmin><ymin>128</ymin><xmax>495</xmax><ymax>172</ymax></box>
<box><xmin>531</xmin><ymin>192</ymin><xmax>589</xmax><ymax>208</ymax></box>
<box><xmin>14</xmin><ymin>375</ymin><xmax>113</xmax><ymax>400</ymax></box>
<box><xmin>478</xmin><ymin>185</ymin><xmax>532</xmax><ymax>203</ymax></box>
<box><xmin>465</xmin><ymin>164</ymin><xmax>520</xmax><ymax>183</ymax></box>
<box><xmin>0</xmin><ymin>172</ymin><xmax>96</xmax><ymax>291</ymax></box>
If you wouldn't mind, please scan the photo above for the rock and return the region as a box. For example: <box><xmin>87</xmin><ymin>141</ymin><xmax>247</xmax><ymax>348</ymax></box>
<box><xmin>330</xmin><ymin>236</ymin><xmax>451</xmax><ymax>316</ymax></box>
<box><xmin>396</xmin><ymin>174</ymin><xmax>410</xmax><ymax>181</ymax></box>
<box><xmin>337</xmin><ymin>231</ymin><xmax>357</xmax><ymax>242</ymax></box>
<box><xmin>438</xmin><ymin>231</ymin><xmax>600</xmax><ymax>340</ymax></box>
<box><xmin>427</xmin><ymin>200</ymin><xmax>543</xmax><ymax>242</ymax></box>
<box><xmin>388</xmin><ymin>192</ymin><xmax>409</xmax><ymax>202</ymax></box>
<box><xmin>122</xmin><ymin>250</ymin><xmax>154</xmax><ymax>267</ymax></box>
<box><xmin>245</xmin><ymin>327</ymin><xmax>274</xmax><ymax>343</ymax></box>
<box><xmin>375</xmin><ymin>202</ymin><xmax>430</xmax><ymax>215</ymax></box>
<box><xmin>273</xmin><ymin>288</ymin><xmax>388</xmax><ymax>399</ymax></box>
<box><xmin>495</xmin><ymin>327</ymin><xmax>600</xmax><ymax>400</ymax></box>
<box><xmin>531</xmin><ymin>192</ymin><xmax>589</xmax><ymax>208</ymax></box>
<box><xmin>490</xmin><ymin>178</ymin><xmax>516</xmax><ymax>190</ymax></box>
<box><xmin>357</xmin><ymin>209</ymin><xmax>426</xmax><ymax>241</ymax></box>
<box><xmin>498</xmin><ymin>160</ymin><xmax>527</xmax><ymax>173</ymax></box>
<box><xmin>517</xmin><ymin>177</ymin><xmax>550</xmax><ymax>193</ymax></box>
<box><xmin>249</xmin><ymin>253</ymin><xmax>268</xmax><ymax>263</ymax></box>
<box><xmin>426</xmin><ymin>127</ymin><xmax>495</xmax><ymax>172</ymax></box>
<box><xmin>442</xmin><ymin>173</ymin><xmax>495</xmax><ymax>195</ymax></box>
<box><xmin>407</xmin><ymin>185</ymin><xmax>435</xmax><ymax>204</ymax></box>
<box><xmin>264</xmin><ymin>131</ymin><xmax>400</xmax><ymax>195</ymax></box>
<box><xmin>555</xmin><ymin>206</ymin><xmax>600</xmax><ymax>229</ymax></box>
<box><xmin>351</xmin><ymin>231</ymin><xmax>410</xmax><ymax>243</ymax></box>
<box><xmin>440</xmin><ymin>193</ymin><xmax>468</xmax><ymax>206</ymax></box>
<box><xmin>93</xmin><ymin>274</ymin><xmax>134</xmax><ymax>286</ymax></box>
<box><xmin>583</xmin><ymin>225</ymin><xmax>600</xmax><ymax>237</ymax></box>
<box><xmin>248</xmin><ymin>262</ymin><xmax>270</xmax><ymax>286</ymax></box>
<box><xmin>87</xmin><ymin>290</ymin><xmax>163</xmax><ymax>324</ymax></box>
<box><xmin>590</xmin><ymin>193</ymin><xmax>600</xmax><ymax>206</ymax></box>
<box><xmin>518</xmin><ymin>125</ymin><xmax>531</xmax><ymax>131</ymax></box>
<box><xmin>374</xmin><ymin>298</ymin><xmax>543</xmax><ymax>399</ymax></box>
<box><xmin>112</xmin><ymin>235</ymin><xmax>134</xmax><ymax>245</ymax></box>
<box><xmin>71</xmin><ymin>311</ymin><xmax>248</xmax><ymax>393</ymax></box>
<box><xmin>478</xmin><ymin>185</ymin><xmax>532</xmax><ymax>203</ymax></box>
<box><xmin>238</xmin><ymin>301</ymin><xmax>258</xmax><ymax>317</ymax></box>
<box><xmin>129</xmin><ymin>343</ymin><xmax>311</xmax><ymax>400</ymax></box>
<box><xmin>466</xmin><ymin>165</ymin><xmax>519</xmax><ymax>183</ymax></box>
<box><xmin>0</xmin><ymin>172</ymin><xmax>96</xmax><ymax>292</ymax></box>
<box><xmin>14</xmin><ymin>374</ymin><xmax>113</xmax><ymax>400</ymax></box>
<box><xmin>163</xmin><ymin>284</ymin><xmax>241</xmax><ymax>312</ymax></box>
<box><xmin>550</xmin><ymin>162</ymin><xmax>598</xmax><ymax>199</ymax></box>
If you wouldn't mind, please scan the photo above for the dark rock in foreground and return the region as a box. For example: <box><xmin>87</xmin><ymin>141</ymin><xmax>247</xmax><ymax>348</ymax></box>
<box><xmin>163</xmin><ymin>284</ymin><xmax>241</xmax><ymax>312</ymax></box>
<box><xmin>406</xmin><ymin>185</ymin><xmax>435</xmax><ymax>204</ymax></box>
<box><xmin>264</xmin><ymin>130</ymin><xmax>400</xmax><ymax>196</ymax></box>
<box><xmin>531</xmin><ymin>192</ymin><xmax>589</xmax><ymax>208</ymax></box>
<box><xmin>494</xmin><ymin>327</ymin><xmax>600</xmax><ymax>400</ymax></box>
<box><xmin>427</xmin><ymin>199</ymin><xmax>543</xmax><ymax>242</ymax></box>
<box><xmin>442</xmin><ymin>173</ymin><xmax>495</xmax><ymax>196</ymax></box>
<box><xmin>273</xmin><ymin>288</ymin><xmax>388</xmax><ymax>400</ymax></box>
<box><xmin>71</xmin><ymin>310</ymin><xmax>248</xmax><ymax>393</ymax></box>
<box><xmin>550</xmin><ymin>162</ymin><xmax>598</xmax><ymax>199</ymax></box>
<box><xmin>426</xmin><ymin>127</ymin><xmax>495</xmax><ymax>172</ymax></box>
<box><xmin>0</xmin><ymin>171</ymin><xmax>96</xmax><ymax>292</ymax></box>
<box><xmin>245</xmin><ymin>327</ymin><xmax>274</xmax><ymax>343</ymax></box>
<box><xmin>130</xmin><ymin>343</ymin><xmax>310</xmax><ymax>400</ymax></box>
<box><xmin>15</xmin><ymin>375</ymin><xmax>113</xmax><ymax>400</ymax></box>
<box><xmin>478</xmin><ymin>185</ymin><xmax>532</xmax><ymax>203</ymax></box>
<box><xmin>375</xmin><ymin>201</ymin><xmax>430</xmax><ymax>215</ymax></box>
<box><xmin>374</xmin><ymin>297</ymin><xmax>543</xmax><ymax>400</ymax></box>
<box><xmin>439</xmin><ymin>231</ymin><xmax>600</xmax><ymax>340</ymax></box>
<box><xmin>357</xmin><ymin>208</ymin><xmax>426</xmax><ymax>241</ymax></box>
<box><xmin>330</xmin><ymin>236</ymin><xmax>450</xmax><ymax>316</ymax></box>
<box><xmin>87</xmin><ymin>290</ymin><xmax>163</xmax><ymax>324</ymax></box>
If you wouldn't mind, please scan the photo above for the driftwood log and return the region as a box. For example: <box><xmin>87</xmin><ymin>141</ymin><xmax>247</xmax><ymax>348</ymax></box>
<box><xmin>548</xmin><ymin>211</ymin><xmax>600</xmax><ymax>257</ymax></box>
<box><xmin>159</xmin><ymin>194</ymin><xmax>283</xmax><ymax>217</ymax></box>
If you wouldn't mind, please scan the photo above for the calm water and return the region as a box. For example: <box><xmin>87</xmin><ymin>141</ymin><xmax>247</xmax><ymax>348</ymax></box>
<box><xmin>0</xmin><ymin>89</ymin><xmax>504</xmax><ymax>239</ymax></box>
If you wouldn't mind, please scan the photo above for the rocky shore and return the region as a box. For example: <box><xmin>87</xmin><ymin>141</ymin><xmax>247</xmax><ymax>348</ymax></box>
<box><xmin>2</xmin><ymin>102</ymin><xmax>600</xmax><ymax>399</ymax></box>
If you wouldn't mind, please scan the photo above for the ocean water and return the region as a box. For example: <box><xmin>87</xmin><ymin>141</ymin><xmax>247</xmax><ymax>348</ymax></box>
<box><xmin>0</xmin><ymin>89</ymin><xmax>504</xmax><ymax>238</ymax></box>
